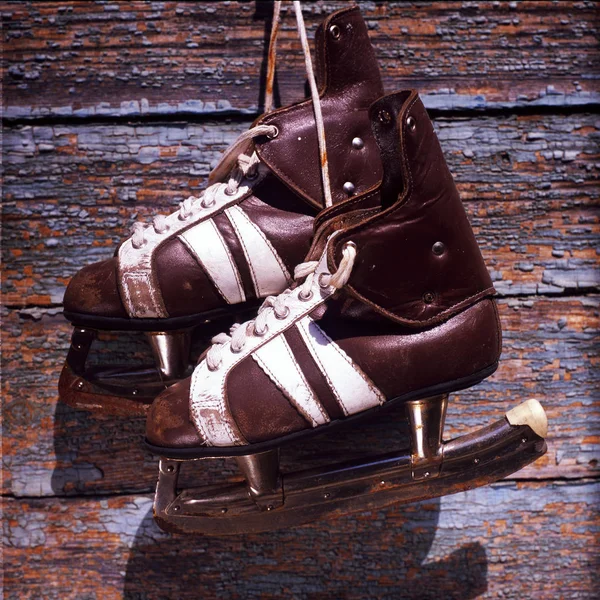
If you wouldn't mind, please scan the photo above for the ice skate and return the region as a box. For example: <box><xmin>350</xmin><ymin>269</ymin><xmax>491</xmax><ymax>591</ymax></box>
<box><xmin>145</xmin><ymin>89</ymin><xmax>548</xmax><ymax>535</ymax></box>
<box><xmin>59</xmin><ymin>4</ymin><xmax>385</xmax><ymax>415</ymax></box>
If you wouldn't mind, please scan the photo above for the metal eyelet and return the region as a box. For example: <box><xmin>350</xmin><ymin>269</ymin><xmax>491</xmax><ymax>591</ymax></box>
<box><xmin>407</xmin><ymin>116</ymin><xmax>417</xmax><ymax>132</ymax></box>
<box><xmin>423</xmin><ymin>292</ymin><xmax>435</xmax><ymax>304</ymax></box>
<box><xmin>329</xmin><ymin>24</ymin><xmax>341</xmax><ymax>40</ymax></box>
<box><xmin>377</xmin><ymin>109</ymin><xmax>392</xmax><ymax>124</ymax></box>
<box><xmin>230</xmin><ymin>344</ymin><xmax>244</xmax><ymax>354</ymax></box>
<box><xmin>299</xmin><ymin>289</ymin><xmax>314</xmax><ymax>302</ymax></box>
<box><xmin>254</xmin><ymin>324</ymin><xmax>269</xmax><ymax>337</ymax></box>
<box><xmin>275</xmin><ymin>306</ymin><xmax>290</xmax><ymax>320</ymax></box>
<box><xmin>246</xmin><ymin>168</ymin><xmax>259</xmax><ymax>181</ymax></box>
<box><xmin>207</xmin><ymin>362</ymin><xmax>220</xmax><ymax>372</ymax></box>
<box><xmin>224</xmin><ymin>187</ymin><xmax>237</xmax><ymax>197</ymax></box>
<box><xmin>267</xmin><ymin>125</ymin><xmax>279</xmax><ymax>139</ymax></box>
<box><xmin>318</xmin><ymin>273</ymin><xmax>330</xmax><ymax>289</ymax></box>
<box><xmin>432</xmin><ymin>241</ymin><xmax>445</xmax><ymax>256</ymax></box>
<box><xmin>202</xmin><ymin>198</ymin><xmax>216</xmax><ymax>208</ymax></box>
<box><xmin>344</xmin><ymin>240</ymin><xmax>357</xmax><ymax>252</ymax></box>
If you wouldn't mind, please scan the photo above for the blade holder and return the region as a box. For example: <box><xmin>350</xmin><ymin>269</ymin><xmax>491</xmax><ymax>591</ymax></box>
<box><xmin>235</xmin><ymin>449</ymin><xmax>284</xmax><ymax>511</ymax></box>
<box><xmin>406</xmin><ymin>394</ymin><xmax>448</xmax><ymax>480</ymax></box>
<box><xmin>67</xmin><ymin>328</ymin><xmax>96</xmax><ymax>375</ymax></box>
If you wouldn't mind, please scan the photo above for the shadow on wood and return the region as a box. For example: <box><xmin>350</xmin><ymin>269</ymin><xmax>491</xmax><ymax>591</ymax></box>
<box><xmin>122</xmin><ymin>498</ymin><xmax>488</xmax><ymax>599</ymax></box>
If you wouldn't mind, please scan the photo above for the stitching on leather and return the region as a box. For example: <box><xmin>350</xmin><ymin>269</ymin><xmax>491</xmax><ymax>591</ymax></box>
<box><xmin>190</xmin><ymin>375</ymin><xmax>243</xmax><ymax>446</ymax></box>
<box><xmin>316</xmin><ymin>186</ymin><xmax>381</xmax><ymax>228</ymax></box>
<box><xmin>340</xmin><ymin>93</ymin><xmax>419</xmax><ymax>241</ymax></box>
<box><xmin>302</xmin><ymin>315</ymin><xmax>385</xmax><ymax>408</ymax></box>
<box><xmin>178</xmin><ymin>232</ymin><xmax>228</xmax><ymax>304</ymax></box>
<box><xmin>256</xmin><ymin>8</ymin><xmax>367</xmax><ymax>209</ymax></box>
<box><xmin>306</xmin><ymin>316</ymin><xmax>384</xmax><ymax>403</ymax></box>
<box><xmin>225</xmin><ymin>207</ymin><xmax>260</xmax><ymax>296</ymax></box>
<box><xmin>214</xmin><ymin>219</ymin><xmax>247</xmax><ymax>302</ymax></box>
<box><xmin>252</xmin><ymin>341</ymin><xmax>326</xmax><ymax>427</ymax></box>
<box><xmin>119</xmin><ymin>181</ymin><xmax>257</xmax><ymax>320</ymax></box>
<box><xmin>179</xmin><ymin>221</ymin><xmax>245</xmax><ymax>305</ymax></box>
<box><xmin>491</xmin><ymin>297</ymin><xmax>503</xmax><ymax>358</ymax></box>
<box><xmin>346</xmin><ymin>286</ymin><xmax>496</xmax><ymax>327</ymax></box>
<box><xmin>260</xmin><ymin>109</ymin><xmax>373</xmax><ymax>206</ymax></box>
<box><xmin>336</xmin><ymin>93</ymin><xmax>492</xmax><ymax>325</ymax></box>
<box><xmin>280</xmin><ymin>335</ymin><xmax>329</xmax><ymax>423</ymax></box>
<box><xmin>235</xmin><ymin>205</ymin><xmax>292</xmax><ymax>284</ymax></box>
<box><xmin>252</xmin><ymin>351</ymin><xmax>307</xmax><ymax>422</ymax></box>
<box><xmin>296</xmin><ymin>317</ymin><xmax>349</xmax><ymax>415</ymax></box>
<box><xmin>217</xmin><ymin>282</ymin><xmax>337</xmax><ymax>427</ymax></box>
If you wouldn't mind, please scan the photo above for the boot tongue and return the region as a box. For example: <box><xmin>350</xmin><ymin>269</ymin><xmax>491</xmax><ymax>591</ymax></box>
<box><xmin>254</xmin><ymin>7</ymin><xmax>384</xmax><ymax>209</ymax></box>
<box><xmin>368</xmin><ymin>90</ymin><xmax>416</xmax><ymax>209</ymax></box>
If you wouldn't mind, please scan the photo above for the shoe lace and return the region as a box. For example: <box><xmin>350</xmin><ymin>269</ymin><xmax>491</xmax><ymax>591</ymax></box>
<box><xmin>206</xmin><ymin>242</ymin><xmax>356</xmax><ymax>371</ymax></box>
<box><xmin>130</xmin><ymin>2</ymin><xmax>332</xmax><ymax>250</ymax></box>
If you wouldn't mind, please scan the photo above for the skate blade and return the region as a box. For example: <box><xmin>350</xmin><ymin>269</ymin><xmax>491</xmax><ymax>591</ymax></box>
<box><xmin>58</xmin><ymin>327</ymin><xmax>193</xmax><ymax>416</ymax></box>
<box><xmin>152</xmin><ymin>400</ymin><xmax>548</xmax><ymax>535</ymax></box>
<box><xmin>58</xmin><ymin>361</ymin><xmax>170</xmax><ymax>416</ymax></box>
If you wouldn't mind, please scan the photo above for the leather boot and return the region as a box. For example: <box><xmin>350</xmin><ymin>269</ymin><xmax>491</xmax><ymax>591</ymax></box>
<box><xmin>59</xmin><ymin>6</ymin><xmax>385</xmax><ymax>415</ymax></box>
<box><xmin>145</xmin><ymin>89</ymin><xmax>502</xmax><ymax>452</ymax></box>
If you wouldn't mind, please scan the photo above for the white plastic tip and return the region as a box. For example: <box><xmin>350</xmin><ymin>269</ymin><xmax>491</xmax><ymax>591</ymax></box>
<box><xmin>506</xmin><ymin>399</ymin><xmax>548</xmax><ymax>439</ymax></box>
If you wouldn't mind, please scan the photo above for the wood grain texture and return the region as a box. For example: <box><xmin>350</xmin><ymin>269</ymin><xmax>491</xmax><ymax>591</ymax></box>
<box><xmin>2</xmin><ymin>297</ymin><xmax>598</xmax><ymax>498</ymax></box>
<box><xmin>2</xmin><ymin>114</ymin><xmax>599</xmax><ymax>305</ymax></box>
<box><xmin>2</xmin><ymin>1</ymin><xmax>599</xmax><ymax>119</ymax></box>
<box><xmin>3</xmin><ymin>481</ymin><xmax>599</xmax><ymax>599</ymax></box>
<box><xmin>2</xmin><ymin>1</ymin><xmax>599</xmax><ymax>598</ymax></box>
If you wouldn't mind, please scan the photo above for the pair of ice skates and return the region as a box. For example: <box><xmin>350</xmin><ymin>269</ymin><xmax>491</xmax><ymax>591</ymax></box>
<box><xmin>59</xmin><ymin>4</ymin><xmax>547</xmax><ymax>535</ymax></box>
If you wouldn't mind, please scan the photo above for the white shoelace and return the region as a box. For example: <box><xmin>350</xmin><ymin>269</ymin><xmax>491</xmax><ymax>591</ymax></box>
<box><xmin>131</xmin><ymin>124</ymin><xmax>275</xmax><ymax>249</ymax></box>
<box><xmin>130</xmin><ymin>2</ymin><xmax>332</xmax><ymax>250</ymax></box>
<box><xmin>206</xmin><ymin>242</ymin><xmax>357</xmax><ymax>371</ymax></box>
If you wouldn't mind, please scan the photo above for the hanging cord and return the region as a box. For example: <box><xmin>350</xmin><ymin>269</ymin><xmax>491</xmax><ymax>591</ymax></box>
<box><xmin>292</xmin><ymin>1</ymin><xmax>332</xmax><ymax>208</ymax></box>
<box><xmin>211</xmin><ymin>1</ymin><xmax>332</xmax><ymax>205</ymax></box>
<box><xmin>264</xmin><ymin>1</ymin><xmax>282</xmax><ymax>114</ymax></box>
<box><xmin>131</xmin><ymin>1</ymin><xmax>333</xmax><ymax>248</ymax></box>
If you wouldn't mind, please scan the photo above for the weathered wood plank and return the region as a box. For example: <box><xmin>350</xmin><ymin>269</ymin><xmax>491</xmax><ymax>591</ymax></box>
<box><xmin>2</xmin><ymin>297</ymin><xmax>598</xmax><ymax>498</ymax></box>
<box><xmin>2</xmin><ymin>198</ymin><xmax>598</xmax><ymax>306</ymax></box>
<box><xmin>2</xmin><ymin>114</ymin><xmax>599</xmax><ymax>305</ymax></box>
<box><xmin>3</xmin><ymin>1</ymin><xmax>599</xmax><ymax>119</ymax></box>
<box><xmin>3</xmin><ymin>115</ymin><xmax>598</xmax><ymax>208</ymax></box>
<box><xmin>3</xmin><ymin>481</ymin><xmax>598</xmax><ymax>599</ymax></box>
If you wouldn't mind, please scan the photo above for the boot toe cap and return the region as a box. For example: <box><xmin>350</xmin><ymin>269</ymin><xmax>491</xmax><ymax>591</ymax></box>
<box><xmin>63</xmin><ymin>258</ymin><xmax>128</xmax><ymax>319</ymax></box>
<box><xmin>146</xmin><ymin>379</ymin><xmax>203</xmax><ymax>448</ymax></box>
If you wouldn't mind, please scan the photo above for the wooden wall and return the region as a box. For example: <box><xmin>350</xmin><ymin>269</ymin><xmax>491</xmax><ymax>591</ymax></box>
<box><xmin>2</xmin><ymin>2</ymin><xmax>599</xmax><ymax>598</ymax></box>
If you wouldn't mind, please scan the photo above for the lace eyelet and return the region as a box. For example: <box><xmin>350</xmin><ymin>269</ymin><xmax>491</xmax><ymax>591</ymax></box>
<box><xmin>230</xmin><ymin>344</ymin><xmax>244</xmax><ymax>354</ymax></box>
<box><xmin>246</xmin><ymin>169</ymin><xmax>259</xmax><ymax>181</ymax></box>
<box><xmin>254</xmin><ymin>324</ymin><xmax>269</xmax><ymax>337</ymax></box>
<box><xmin>318</xmin><ymin>273</ymin><xmax>330</xmax><ymax>289</ymax></box>
<box><xmin>201</xmin><ymin>198</ymin><xmax>216</xmax><ymax>208</ymax></box>
<box><xmin>377</xmin><ymin>109</ymin><xmax>392</xmax><ymax>124</ymax></box>
<box><xmin>224</xmin><ymin>187</ymin><xmax>237</xmax><ymax>197</ymax></box>
<box><xmin>207</xmin><ymin>362</ymin><xmax>220</xmax><ymax>372</ymax></box>
<box><xmin>299</xmin><ymin>289</ymin><xmax>314</xmax><ymax>302</ymax></box>
<box><xmin>267</xmin><ymin>125</ymin><xmax>279</xmax><ymax>139</ymax></box>
<box><xmin>329</xmin><ymin>24</ymin><xmax>341</xmax><ymax>40</ymax></box>
<box><xmin>275</xmin><ymin>306</ymin><xmax>290</xmax><ymax>320</ymax></box>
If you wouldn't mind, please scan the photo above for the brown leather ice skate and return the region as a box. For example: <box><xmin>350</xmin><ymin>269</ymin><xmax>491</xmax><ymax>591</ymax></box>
<box><xmin>145</xmin><ymin>89</ymin><xmax>548</xmax><ymax>535</ymax></box>
<box><xmin>59</xmin><ymin>4</ymin><xmax>385</xmax><ymax>415</ymax></box>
